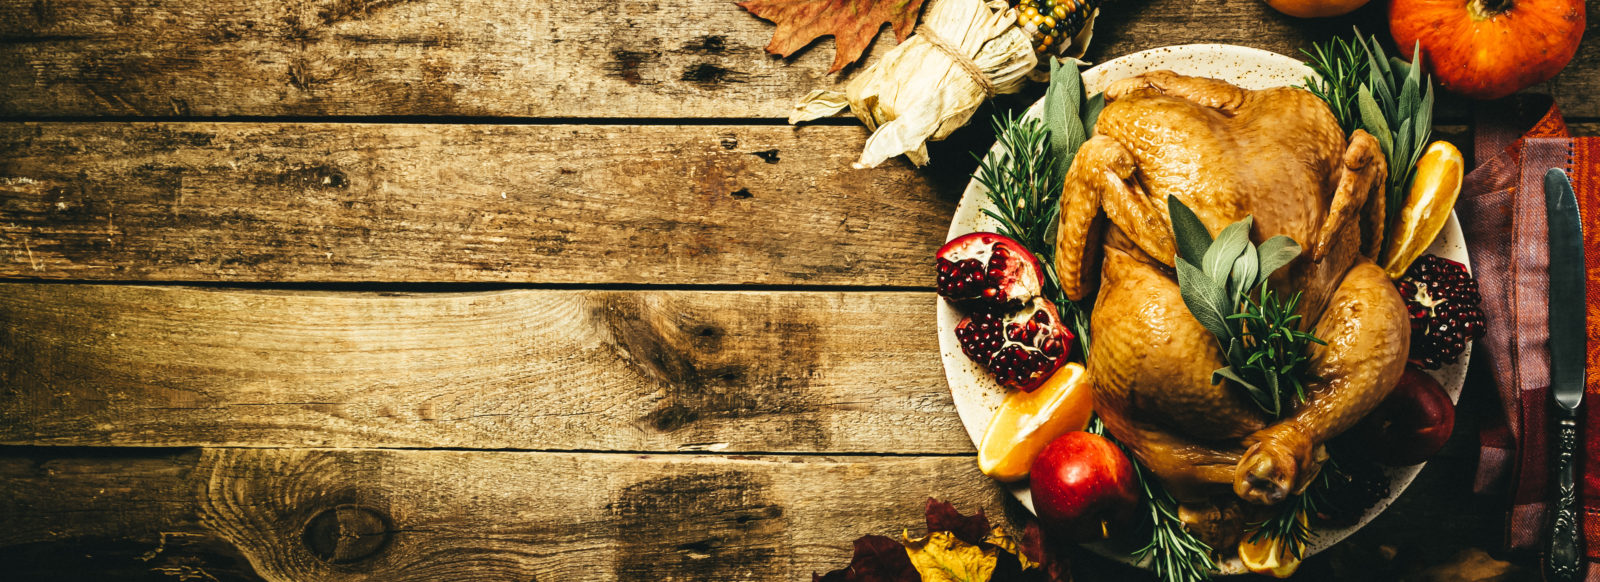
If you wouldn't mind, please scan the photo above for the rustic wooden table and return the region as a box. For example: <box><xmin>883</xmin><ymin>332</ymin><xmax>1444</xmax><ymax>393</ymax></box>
<box><xmin>2</xmin><ymin>0</ymin><xmax>1596</xmax><ymax>580</ymax></box>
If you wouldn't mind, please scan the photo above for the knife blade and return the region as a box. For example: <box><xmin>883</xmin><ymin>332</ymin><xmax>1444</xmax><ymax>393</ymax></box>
<box><xmin>1545</xmin><ymin>167</ymin><xmax>1586</xmax><ymax>582</ymax></box>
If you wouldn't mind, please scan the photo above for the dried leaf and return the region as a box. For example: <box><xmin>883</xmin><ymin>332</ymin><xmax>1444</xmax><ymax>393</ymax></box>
<box><xmin>738</xmin><ymin>0</ymin><xmax>929</xmax><ymax>73</ymax></box>
<box><xmin>983</xmin><ymin>526</ymin><xmax>1035</xmax><ymax>571</ymax></box>
<box><xmin>814</xmin><ymin>534</ymin><xmax>919</xmax><ymax>582</ymax></box>
<box><xmin>904</xmin><ymin>530</ymin><xmax>998</xmax><ymax>582</ymax></box>
<box><xmin>994</xmin><ymin>523</ymin><xmax>1071</xmax><ymax>582</ymax></box>
<box><xmin>925</xmin><ymin>498</ymin><xmax>992</xmax><ymax>546</ymax></box>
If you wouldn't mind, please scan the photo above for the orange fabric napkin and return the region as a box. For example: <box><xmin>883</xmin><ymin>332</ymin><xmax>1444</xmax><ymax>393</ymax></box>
<box><xmin>1458</xmin><ymin>95</ymin><xmax>1599</xmax><ymax>577</ymax></box>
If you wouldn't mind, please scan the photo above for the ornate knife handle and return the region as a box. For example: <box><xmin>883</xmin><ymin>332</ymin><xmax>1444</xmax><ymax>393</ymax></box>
<box><xmin>1548</xmin><ymin>411</ymin><xmax>1582</xmax><ymax>582</ymax></box>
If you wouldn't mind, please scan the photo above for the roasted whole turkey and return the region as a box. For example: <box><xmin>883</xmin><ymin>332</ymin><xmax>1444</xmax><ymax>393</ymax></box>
<box><xmin>1052</xmin><ymin>71</ymin><xmax>1410</xmax><ymax>547</ymax></box>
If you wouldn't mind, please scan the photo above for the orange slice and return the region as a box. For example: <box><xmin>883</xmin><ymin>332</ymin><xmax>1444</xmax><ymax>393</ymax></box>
<box><xmin>1382</xmin><ymin>141</ymin><xmax>1465</xmax><ymax>279</ymax></box>
<box><xmin>1238</xmin><ymin>521</ymin><xmax>1305</xmax><ymax>578</ymax></box>
<box><xmin>977</xmin><ymin>363</ymin><xmax>1092</xmax><ymax>482</ymax></box>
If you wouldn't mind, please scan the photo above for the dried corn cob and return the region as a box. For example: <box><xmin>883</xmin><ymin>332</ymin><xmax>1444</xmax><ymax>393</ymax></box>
<box><xmin>1016</xmin><ymin>0</ymin><xmax>1101</xmax><ymax>55</ymax></box>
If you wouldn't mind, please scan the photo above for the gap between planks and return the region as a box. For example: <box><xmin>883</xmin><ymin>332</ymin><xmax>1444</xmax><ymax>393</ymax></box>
<box><xmin>0</xmin><ymin>443</ymin><xmax>975</xmax><ymax>458</ymax></box>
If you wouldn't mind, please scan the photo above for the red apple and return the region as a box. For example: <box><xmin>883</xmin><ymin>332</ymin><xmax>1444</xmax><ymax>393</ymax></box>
<box><xmin>1029</xmin><ymin>431</ymin><xmax>1140</xmax><ymax>540</ymax></box>
<box><xmin>1355</xmin><ymin>368</ymin><xmax>1456</xmax><ymax>465</ymax></box>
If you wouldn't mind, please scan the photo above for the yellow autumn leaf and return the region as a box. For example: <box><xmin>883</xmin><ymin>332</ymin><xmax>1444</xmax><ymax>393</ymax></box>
<box><xmin>983</xmin><ymin>526</ymin><xmax>1038</xmax><ymax>571</ymax></box>
<box><xmin>902</xmin><ymin>530</ymin><xmax>998</xmax><ymax>582</ymax></box>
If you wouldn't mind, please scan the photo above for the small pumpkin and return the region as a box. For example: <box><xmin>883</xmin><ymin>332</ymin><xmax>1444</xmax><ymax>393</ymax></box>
<box><xmin>1390</xmin><ymin>0</ymin><xmax>1585</xmax><ymax>100</ymax></box>
<box><xmin>1262</xmin><ymin>0</ymin><xmax>1371</xmax><ymax>19</ymax></box>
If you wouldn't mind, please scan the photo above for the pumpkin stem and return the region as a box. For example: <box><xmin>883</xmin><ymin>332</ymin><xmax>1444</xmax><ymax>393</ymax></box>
<box><xmin>1472</xmin><ymin>0</ymin><xmax>1514</xmax><ymax>17</ymax></box>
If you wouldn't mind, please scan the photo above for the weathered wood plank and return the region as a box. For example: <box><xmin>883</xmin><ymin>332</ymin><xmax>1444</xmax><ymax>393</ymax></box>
<box><xmin>4</xmin><ymin>0</ymin><xmax>1598</xmax><ymax>118</ymax></box>
<box><xmin>0</xmin><ymin>448</ymin><xmax>1009</xmax><ymax>581</ymax></box>
<box><xmin>0</xmin><ymin>0</ymin><xmax>890</xmax><ymax>118</ymax></box>
<box><xmin>0</xmin><ymin>284</ymin><xmax>974</xmax><ymax>453</ymax></box>
<box><xmin>0</xmin><ymin>122</ymin><xmax>957</xmax><ymax>284</ymax></box>
<box><xmin>3</xmin><ymin>122</ymin><xmax>1593</xmax><ymax>284</ymax></box>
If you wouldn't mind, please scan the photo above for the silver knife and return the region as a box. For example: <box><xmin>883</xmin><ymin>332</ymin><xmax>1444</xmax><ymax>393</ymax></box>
<box><xmin>1546</xmin><ymin>167</ymin><xmax>1586</xmax><ymax>582</ymax></box>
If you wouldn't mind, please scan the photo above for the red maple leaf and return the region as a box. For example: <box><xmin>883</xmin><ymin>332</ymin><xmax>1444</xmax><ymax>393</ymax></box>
<box><xmin>813</xmin><ymin>535</ymin><xmax>919</xmax><ymax>582</ymax></box>
<box><xmin>736</xmin><ymin>0</ymin><xmax>928</xmax><ymax>73</ymax></box>
<box><xmin>924</xmin><ymin>498</ymin><xmax>992</xmax><ymax>546</ymax></box>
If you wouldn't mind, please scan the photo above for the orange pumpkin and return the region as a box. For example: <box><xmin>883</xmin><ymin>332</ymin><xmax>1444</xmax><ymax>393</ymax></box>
<box><xmin>1390</xmin><ymin>0</ymin><xmax>1585</xmax><ymax>100</ymax></box>
<box><xmin>1263</xmin><ymin>0</ymin><xmax>1371</xmax><ymax>19</ymax></box>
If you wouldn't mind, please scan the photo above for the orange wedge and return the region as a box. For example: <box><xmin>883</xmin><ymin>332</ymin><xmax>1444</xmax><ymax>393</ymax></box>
<box><xmin>1238</xmin><ymin>518</ymin><xmax>1306</xmax><ymax>578</ymax></box>
<box><xmin>977</xmin><ymin>363</ymin><xmax>1092</xmax><ymax>482</ymax></box>
<box><xmin>1382</xmin><ymin>141</ymin><xmax>1465</xmax><ymax>279</ymax></box>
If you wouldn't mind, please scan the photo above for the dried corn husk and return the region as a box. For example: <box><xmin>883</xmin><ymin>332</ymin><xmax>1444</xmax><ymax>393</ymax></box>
<box><xmin>791</xmin><ymin>0</ymin><xmax>1084</xmax><ymax>169</ymax></box>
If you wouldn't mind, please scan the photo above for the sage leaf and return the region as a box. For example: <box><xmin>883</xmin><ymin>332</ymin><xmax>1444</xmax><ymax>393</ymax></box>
<box><xmin>1398</xmin><ymin>72</ymin><xmax>1418</xmax><ymax>125</ymax></box>
<box><xmin>1357</xmin><ymin>86</ymin><xmax>1392</xmax><ymax>157</ymax></box>
<box><xmin>1405</xmin><ymin>42</ymin><xmax>1424</xmax><ymax>90</ymax></box>
<box><xmin>1359</xmin><ymin>29</ymin><xmax>1393</xmax><ymax>83</ymax></box>
<box><xmin>1167</xmin><ymin>195</ymin><xmax>1212</xmax><ymax>266</ymax></box>
<box><xmin>1227</xmin><ymin>338</ymin><xmax>1250</xmax><ymax>370</ymax></box>
<box><xmin>1389</xmin><ymin>57</ymin><xmax>1411</xmax><ymax>85</ymax></box>
<box><xmin>1044</xmin><ymin>58</ymin><xmax>1088</xmax><ymax>182</ymax></box>
<box><xmin>1395</xmin><ymin>118</ymin><xmax>1414</xmax><ymax>176</ymax></box>
<box><xmin>1213</xmin><ymin>365</ymin><xmax>1247</xmax><ymax>387</ymax></box>
<box><xmin>1230</xmin><ymin>245</ymin><xmax>1259</xmax><ymax>303</ymax></box>
<box><xmin>1265</xmin><ymin>371</ymin><xmax>1282</xmax><ymax>412</ymax></box>
<box><xmin>1415</xmin><ymin>82</ymin><xmax>1434</xmax><ymax>146</ymax></box>
<box><xmin>1204</xmin><ymin>216</ymin><xmax>1253</xmax><ymax>286</ymax></box>
<box><xmin>1082</xmin><ymin>92</ymin><xmax>1105</xmax><ymax>136</ymax></box>
<box><xmin>1176</xmin><ymin>257</ymin><xmax>1231</xmax><ymax>341</ymax></box>
<box><xmin>1256</xmin><ymin>235</ymin><xmax>1302</xmax><ymax>283</ymax></box>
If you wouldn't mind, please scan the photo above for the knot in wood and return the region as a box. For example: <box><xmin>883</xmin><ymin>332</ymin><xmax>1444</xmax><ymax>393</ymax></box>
<box><xmin>301</xmin><ymin>504</ymin><xmax>392</xmax><ymax>563</ymax></box>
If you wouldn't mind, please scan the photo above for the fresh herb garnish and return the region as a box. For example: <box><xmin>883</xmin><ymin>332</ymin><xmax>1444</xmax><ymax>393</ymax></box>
<box><xmin>1138</xmin><ymin>472</ymin><xmax>1218</xmax><ymax>582</ymax></box>
<box><xmin>1302</xmin><ymin>28</ymin><xmax>1435</xmax><ymax>259</ymax></box>
<box><xmin>975</xmin><ymin>112</ymin><xmax>1062</xmax><ymax>269</ymax></box>
<box><xmin>1169</xmin><ymin>196</ymin><xmax>1324</xmax><ymax>418</ymax></box>
<box><xmin>1302</xmin><ymin>36</ymin><xmax>1369</xmax><ymax>134</ymax></box>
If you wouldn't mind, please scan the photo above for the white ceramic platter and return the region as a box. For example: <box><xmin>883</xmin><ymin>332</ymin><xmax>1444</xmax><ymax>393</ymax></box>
<box><xmin>937</xmin><ymin>44</ymin><xmax>1471</xmax><ymax>574</ymax></box>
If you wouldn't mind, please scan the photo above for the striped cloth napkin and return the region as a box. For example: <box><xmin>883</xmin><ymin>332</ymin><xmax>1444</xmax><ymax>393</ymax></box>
<box><xmin>1457</xmin><ymin>94</ymin><xmax>1599</xmax><ymax>578</ymax></box>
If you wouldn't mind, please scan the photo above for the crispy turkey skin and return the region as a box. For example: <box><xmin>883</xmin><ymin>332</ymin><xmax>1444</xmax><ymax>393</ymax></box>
<box><xmin>1053</xmin><ymin>71</ymin><xmax>1410</xmax><ymax>549</ymax></box>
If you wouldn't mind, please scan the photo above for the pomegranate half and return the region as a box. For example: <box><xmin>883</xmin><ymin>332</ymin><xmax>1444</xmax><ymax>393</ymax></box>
<box><xmin>955</xmin><ymin>297</ymin><xmax>1075</xmax><ymax>392</ymax></box>
<box><xmin>936</xmin><ymin>232</ymin><xmax>1045</xmax><ymax>312</ymax></box>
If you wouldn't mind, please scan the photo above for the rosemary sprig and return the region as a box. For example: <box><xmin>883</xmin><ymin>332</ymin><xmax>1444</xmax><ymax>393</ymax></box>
<box><xmin>1301</xmin><ymin>36</ymin><xmax>1368</xmax><ymax>135</ymax></box>
<box><xmin>1227</xmin><ymin>288</ymin><xmax>1326</xmax><ymax>415</ymax></box>
<box><xmin>975</xmin><ymin>112</ymin><xmax>1062</xmax><ymax>262</ymax></box>
<box><xmin>1247</xmin><ymin>490</ymin><xmax>1316</xmax><ymax>560</ymax></box>
<box><xmin>1135</xmin><ymin>461</ymin><xmax>1218</xmax><ymax>582</ymax></box>
<box><xmin>1088</xmin><ymin>418</ymin><xmax>1216</xmax><ymax>582</ymax></box>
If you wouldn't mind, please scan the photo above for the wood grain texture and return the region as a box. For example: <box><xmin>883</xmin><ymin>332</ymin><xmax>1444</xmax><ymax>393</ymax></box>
<box><xmin>0</xmin><ymin>122</ymin><xmax>957</xmax><ymax>283</ymax></box>
<box><xmin>0</xmin><ymin>0</ymin><xmax>891</xmax><ymax>118</ymax></box>
<box><xmin>4</xmin><ymin>0</ymin><xmax>1598</xmax><ymax>118</ymax></box>
<box><xmin>2</xmin><ymin>121</ymin><xmax>1595</xmax><ymax>284</ymax></box>
<box><xmin>0</xmin><ymin>447</ymin><xmax>1009</xmax><ymax>581</ymax></box>
<box><xmin>0</xmin><ymin>284</ymin><xmax>973</xmax><ymax>453</ymax></box>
